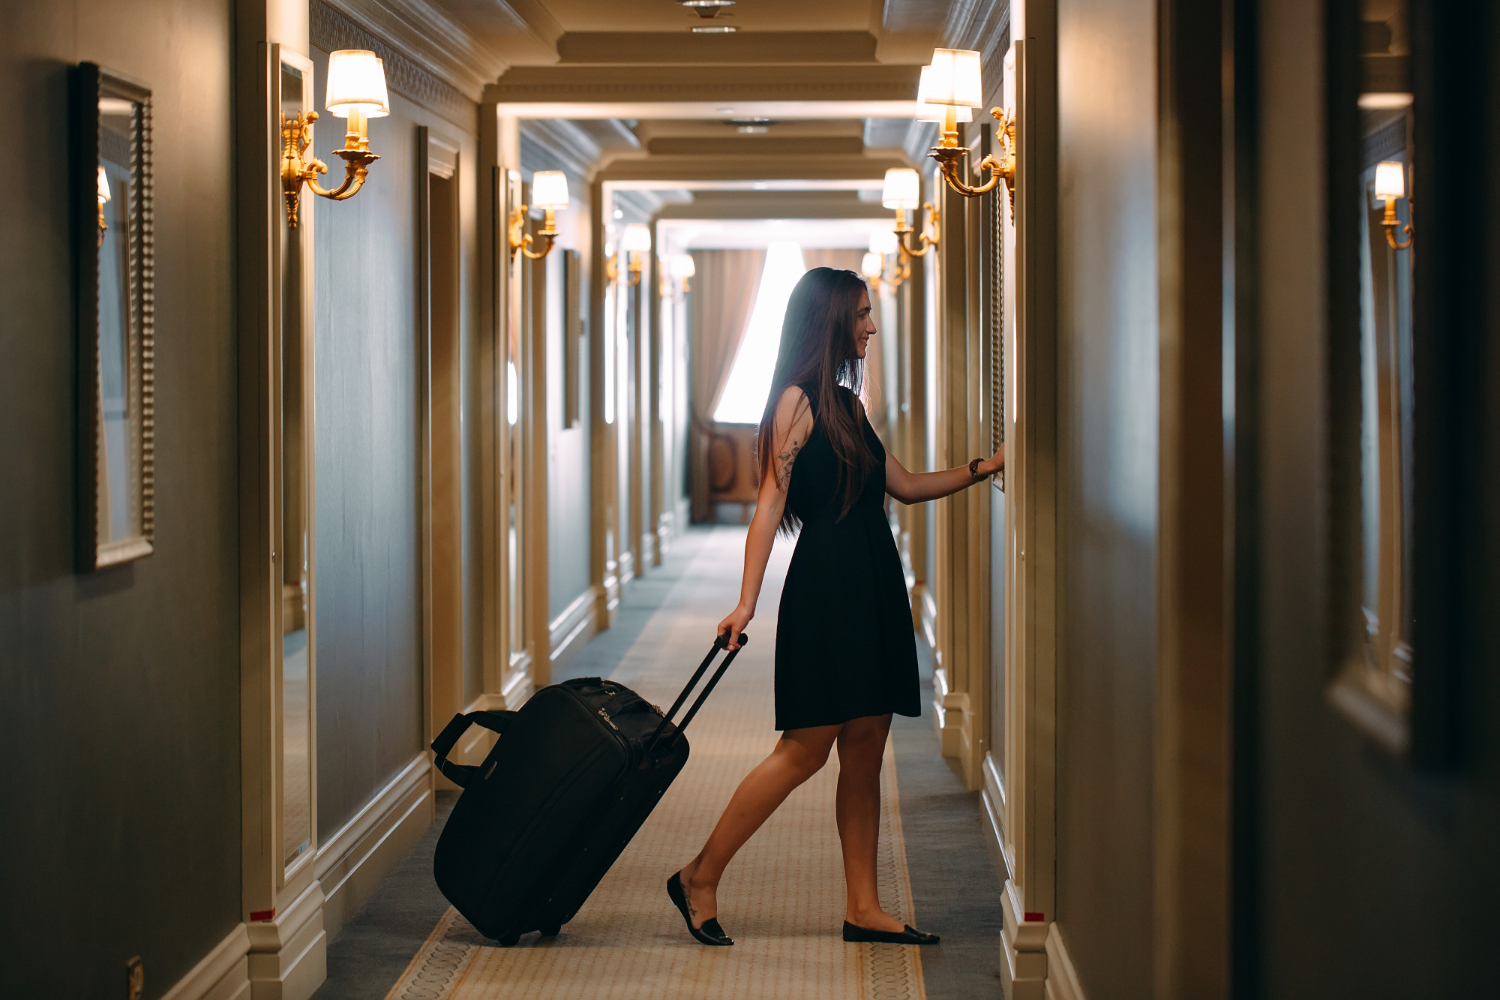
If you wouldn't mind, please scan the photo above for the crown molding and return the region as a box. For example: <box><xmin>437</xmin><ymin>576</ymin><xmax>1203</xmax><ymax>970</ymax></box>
<box><xmin>520</xmin><ymin>118</ymin><xmax>602</xmax><ymax>180</ymax></box>
<box><xmin>487</xmin><ymin>64</ymin><xmax>923</xmax><ymax>105</ymax></box>
<box><xmin>597</xmin><ymin>151</ymin><xmax>912</xmax><ymax>183</ymax></box>
<box><xmin>556</xmin><ymin>31</ymin><xmax>880</xmax><ymax>65</ymax></box>
<box><xmin>312</xmin><ymin>0</ymin><xmax>477</xmax><ymax>128</ymax></box>
<box><xmin>319</xmin><ymin>0</ymin><xmax>508</xmax><ymax>102</ymax></box>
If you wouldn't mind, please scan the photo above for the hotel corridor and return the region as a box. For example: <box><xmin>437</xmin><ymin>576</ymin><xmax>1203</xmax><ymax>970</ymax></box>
<box><xmin>311</xmin><ymin>526</ymin><xmax>1004</xmax><ymax>1000</ymax></box>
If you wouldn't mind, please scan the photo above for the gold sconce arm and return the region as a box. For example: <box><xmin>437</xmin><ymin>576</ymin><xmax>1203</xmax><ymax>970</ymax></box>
<box><xmin>607</xmin><ymin>251</ymin><xmax>643</xmax><ymax>286</ymax></box>
<box><xmin>927</xmin><ymin>108</ymin><xmax>1017</xmax><ymax>212</ymax></box>
<box><xmin>896</xmin><ymin>203</ymin><xmax>940</xmax><ymax>258</ymax></box>
<box><xmin>509</xmin><ymin>205</ymin><xmax>559</xmax><ymax>261</ymax></box>
<box><xmin>1383</xmin><ymin>200</ymin><xmax>1413</xmax><ymax>250</ymax></box>
<box><xmin>280</xmin><ymin>110</ymin><xmax>380</xmax><ymax>228</ymax></box>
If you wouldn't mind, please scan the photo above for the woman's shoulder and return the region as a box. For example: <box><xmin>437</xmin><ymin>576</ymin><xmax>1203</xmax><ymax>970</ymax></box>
<box><xmin>774</xmin><ymin>385</ymin><xmax>815</xmax><ymax>427</ymax></box>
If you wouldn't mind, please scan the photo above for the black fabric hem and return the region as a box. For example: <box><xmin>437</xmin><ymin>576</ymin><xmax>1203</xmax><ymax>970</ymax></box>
<box><xmin>775</xmin><ymin>705</ymin><xmax>921</xmax><ymax>733</ymax></box>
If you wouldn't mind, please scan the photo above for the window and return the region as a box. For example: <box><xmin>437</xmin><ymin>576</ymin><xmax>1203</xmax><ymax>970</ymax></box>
<box><xmin>712</xmin><ymin>241</ymin><xmax>807</xmax><ymax>424</ymax></box>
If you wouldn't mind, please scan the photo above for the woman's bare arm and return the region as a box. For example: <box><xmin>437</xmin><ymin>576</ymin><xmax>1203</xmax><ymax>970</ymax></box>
<box><xmin>715</xmin><ymin>387</ymin><xmax>816</xmax><ymax>651</ymax></box>
<box><xmin>883</xmin><ymin>445</ymin><xmax>1004</xmax><ymax>505</ymax></box>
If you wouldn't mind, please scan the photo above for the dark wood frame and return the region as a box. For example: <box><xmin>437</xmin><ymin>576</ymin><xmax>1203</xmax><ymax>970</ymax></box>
<box><xmin>74</xmin><ymin>62</ymin><xmax>155</xmax><ymax>570</ymax></box>
<box><xmin>1324</xmin><ymin>0</ymin><xmax>1470</xmax><ymax>767</ymax></box>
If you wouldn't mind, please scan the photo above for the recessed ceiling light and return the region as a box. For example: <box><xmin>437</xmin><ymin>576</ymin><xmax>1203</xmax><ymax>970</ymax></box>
<box><xmin>679</xmin><ymin>0</ymin><xmax>735</xmax><ymax>7</ymax></box>
<box><xmin>752</xmin><ymin>183</ymin><xmax>769</xmax><ymax>190</ymax></box>
<box><xmin>717</xmin><ymin>107</ymin><xmax>735</xmax><ymax>114</ymax></box>
<box><xmin>737</xmin><ymin>125</ymin><xmax>769</xmax><ymax>134</ymax></box>
<box><xmin>692</xmin><ymin>24</ymin><xmax>737</xmax><ymax>32</ymax></box>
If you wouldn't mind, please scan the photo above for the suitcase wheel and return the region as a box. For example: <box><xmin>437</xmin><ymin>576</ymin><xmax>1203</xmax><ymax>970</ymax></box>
<box><xmin>497</xmin><ymin>931</ymin><xmax>521</xmax><ymax>947</ymax></box>
<box><xmin>539</xmin><ymin>923</ymin><xmax>561</xmax><ymax>938</ymax></box>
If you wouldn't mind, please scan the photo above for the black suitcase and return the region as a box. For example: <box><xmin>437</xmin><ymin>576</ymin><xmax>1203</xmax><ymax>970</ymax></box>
<box><xmin>429</xmin><ymin>632</ymin><xmax>747</xmax><ymax>945</ymax></box>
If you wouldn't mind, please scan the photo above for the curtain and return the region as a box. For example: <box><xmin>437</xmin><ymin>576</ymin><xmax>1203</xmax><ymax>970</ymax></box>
<box><xmin>689</xmin><ymin>248</ymin><xmax>766</xmax><ymax>521</ymax></box>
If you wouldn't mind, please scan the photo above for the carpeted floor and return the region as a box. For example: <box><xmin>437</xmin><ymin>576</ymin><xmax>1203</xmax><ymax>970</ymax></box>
<box><xmin>314</xmin><ymin>526</ymin><xmax>1005</xmax><ymax>1000</ymax></box>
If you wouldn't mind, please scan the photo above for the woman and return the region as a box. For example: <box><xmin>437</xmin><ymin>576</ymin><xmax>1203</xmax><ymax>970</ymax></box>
<box><xmin>666</xmin><ymin>266</ymin><xmax>1004</xmax><ymax>947</ymax></box>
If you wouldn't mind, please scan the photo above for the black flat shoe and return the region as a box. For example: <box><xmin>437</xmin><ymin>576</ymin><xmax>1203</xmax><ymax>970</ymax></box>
<box><xmin>667</xmin><ymin>872</ymin><xmax>734</xmax><ymax>946</ymax></box>
<box><xmin>842</xmin><ymin>921</ymin><xmax>941</xmax><ymax>945</ymax></box>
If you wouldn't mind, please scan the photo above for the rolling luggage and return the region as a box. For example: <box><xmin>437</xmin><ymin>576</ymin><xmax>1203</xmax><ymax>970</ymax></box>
<box><xmin>429</xmin><ymin>632</ymin><xmax>748</xmax><ymax>946</ymax></box>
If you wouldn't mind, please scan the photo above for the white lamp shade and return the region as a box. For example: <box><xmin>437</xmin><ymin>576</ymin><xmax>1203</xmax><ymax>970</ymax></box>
<box><xmin>97</xmin><ymin>165</ymin><xmax>112</xmax><ymax>203</ymax></box>
<box><xmin>862</xmin><ymin>251</ymin><xmax>885</xmax><ymax>279</ymax></box>
<box><xmin>920</xmin><ymin>48</ymin><xmax>983</xmax><ymax>108</ymax></box>
<box><xmin>882</xmin><ymin>167</ymin><xmax>921</xmax><ymax>210</ymax></box>
<box><xmin>531</xmin><ymin>170</ymin><xmax>569</xmax><ymax>210</ymax></box>
<box><xmin>1374</xmin><ymin>160</ymin><xmax>1406</xmax><ymax>201</ymax></box>
<box><xmin>915</xmin><ymin>65</ymin><xmax>976</xmax><ymax>122</ymax></box>
<box><xmin>869</xmin><ymin>227</ymin><xmax>898</xmax><ymax>255</ymax></box>
<box><xmin>671</xmin><ymin>254</ymin><xmax>697</xmax><ymax>279</ymax></box>
<box><xmin>325</xmin><ymin>50</ymin><xmax>390</xmax><ymax>118</ymax></box>
<box><xmin>621</xmin><ymin>223</ymin><xmax>653</xmax><ymax>253</ymax></box>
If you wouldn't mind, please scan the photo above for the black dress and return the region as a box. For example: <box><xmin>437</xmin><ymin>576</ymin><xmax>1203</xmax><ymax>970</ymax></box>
<box><xmin>774</xmin><ymin>384</ymin><xmax>922</xmax><ymax>731</ymax></box>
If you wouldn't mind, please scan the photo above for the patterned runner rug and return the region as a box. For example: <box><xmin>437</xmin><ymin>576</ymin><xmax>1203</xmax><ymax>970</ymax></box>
<box><xmin>383</xmin><ymin>530</ymin><xmax>925</xmax><ymax>1000</ymax></box>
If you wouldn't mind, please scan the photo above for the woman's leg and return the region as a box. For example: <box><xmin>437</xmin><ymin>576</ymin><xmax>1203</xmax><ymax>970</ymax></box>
<box><xmin>678</xmin><ymin>724</ymin><xmax>841</xmax><ymax>926</ymax></box>
<box><xmin>834</xmin><ymin>714</ymin><xmax>905</xmax><ymax>932</ymax></box>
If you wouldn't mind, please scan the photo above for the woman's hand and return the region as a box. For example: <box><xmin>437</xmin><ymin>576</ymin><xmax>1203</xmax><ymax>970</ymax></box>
<box><xmin>979</xmin><ymin>444</ymin><xmax>1006</xmax><ymax>478</ymax></box>
<box><xmin>717</xmin><ymin>604</ymin><xmax>753</xmax><ymax>651</ymax></box>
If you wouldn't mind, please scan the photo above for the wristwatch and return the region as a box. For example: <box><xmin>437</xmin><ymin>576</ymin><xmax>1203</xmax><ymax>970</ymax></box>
<box><xmin>969</xmin><ymin>457</ymin><xmax>984</xmax><ymax>479</ymax></box>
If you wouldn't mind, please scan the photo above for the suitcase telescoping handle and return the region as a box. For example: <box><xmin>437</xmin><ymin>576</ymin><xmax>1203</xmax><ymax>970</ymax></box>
<box><xmin>646</xmin><ymin>631</ymin><xmax>748</xmax><ymax>755</ymax></box>
<box><xmin>430</xmin><ymin>709</ymin><xmax>517</xmax><ymax>788</ymax></box>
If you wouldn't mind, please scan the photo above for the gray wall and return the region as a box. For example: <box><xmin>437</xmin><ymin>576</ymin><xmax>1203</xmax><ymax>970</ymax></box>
<box><xmin>1253</xmin><ymin>0</ymin><xmax>1500</xmax><ymax>992</ymax></box>
<box><xmin>0</xmin><ymin>1</ymin><xmax>241</xmax><ymax>995</ymax></box>
<box><xmin>1053</xmin><ymin>0</ymin><xmax>1160</xmax><ymax>993</ymax></box>
<box><xmin>547</xmin><ymin>248</ymin><xmax>593</xmax><ymax>623</ymax></box>
<box><xmin>310</xmin><ymin>44</ymin><xmax>481</xmax><ymax>839</ymax></box>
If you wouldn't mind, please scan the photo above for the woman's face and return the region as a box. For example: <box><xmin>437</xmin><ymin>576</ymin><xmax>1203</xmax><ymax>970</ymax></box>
<box><xmin>852</xmin><ymin>289</ymin><xmax>877</xmax><ymax>360</ymax></box>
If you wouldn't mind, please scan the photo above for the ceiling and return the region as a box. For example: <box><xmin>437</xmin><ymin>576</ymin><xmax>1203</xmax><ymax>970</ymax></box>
<box><xmin>355</xmin><ymin>0</ymin><xmax>1004</xmax><ymax>211</ymax></box>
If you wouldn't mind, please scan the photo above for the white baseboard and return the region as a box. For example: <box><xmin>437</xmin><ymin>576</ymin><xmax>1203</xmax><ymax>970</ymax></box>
<box><xmin>315</xmin><ymin>754</ymin><xmax>435</xmax><ymax>940</ymax></box>
<box><xmin>161</xmin><ymin>924</ymin><xmax>251</xmax><ymax>1000</ymax></box>
<box><xmin>246</xmin><ymin>882</ymin><xmax>326</xmax><ymax>1000</ymax></box>
<box><xmin>979</xmin><ymin>752</ymin><xmax>1015</xmax><ymax>880</ymax></box>
<box><xmin>1001</xmin><ymin>880</ymin><xmax>1050</xmax><ymax>1000</ymax></box>
<box><xmin>549</xmin><ymin>588</ymin><xmax>598</xmax><ymax>664</ymax></box>
<box><xmin>1044</xmin><ymin>923</ymin><xmax>1086</xmax><ymax>1000</ymax></box>
<box><xmin>500</xmin><ymin>664</ymin><xmax>535</xmax><ymax>710</ymax></box>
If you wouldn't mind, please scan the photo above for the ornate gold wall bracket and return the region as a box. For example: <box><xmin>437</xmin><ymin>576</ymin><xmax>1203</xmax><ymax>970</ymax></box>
<box><xmin>280</xmin><ymin>110</ymin><xmax>380</xmax><ymax>228</ymax></box>
<box><xmin>897</xmin><ymin>202</ymin><xmax>940</xmax><ymax>258</ymax></box>
<box><xmin>508</xmin><ymin>205</ymin><xmax>559</xmax><ymax>261</ymax></box>
<box><xmin>929</xmin><ymin>108</ymin><xmax>1016</xmax><ymax>212</ymax></box>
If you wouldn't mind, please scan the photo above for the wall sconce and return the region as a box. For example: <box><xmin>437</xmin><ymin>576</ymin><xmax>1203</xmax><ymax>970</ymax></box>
<box><xmin>883</xmin><ymin>167</ymin><xmax>939</xmax><ymax>258</ymax></box>
<box><xmin>607</xmin><ymin>223</ymin><xmax>652</xmax><ymax>285</ymax></box>
<box><xmin>861</xmin><ymin>251</ymin><xmax>885</xmax><ymax>293</ymax></box>
<box><xmin>1374</xmin><ymin>160</ymin><xmax>1413</xmax><ymax>250</ymax></box>
<box><xmin>509</xmin><ymin>170</ymin><xmax>569</xmax><ymax>261</ymax></box>
<box><xmin>918</xmin><ymin>48</ymin><xmax>1015</xmax><ymax>205</ymax></box>
<box><xmin>868</xmin><ymin>226</ymin><xmax>907</xmax><ymax>289</ymax></box>
<box><xmin>96</xmin><ymin>165</ymin><xmax>111</xmax><ymax>245</ymax></box>
<box><xmin>670</xmin><ymin>253</ymin><xmax>696</xmax><ymax>293</ymax></box>
<box><xmin>280</xmin><ymin>50</ymin><xmax>388</xmax><ymax>228</ymax></box>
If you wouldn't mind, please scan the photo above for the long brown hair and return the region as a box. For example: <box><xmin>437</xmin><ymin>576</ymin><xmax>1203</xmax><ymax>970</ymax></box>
<box><xmin>756</xmin><ymin>266</ymin><xmax>875</xmax><ymax>534</ymax></box>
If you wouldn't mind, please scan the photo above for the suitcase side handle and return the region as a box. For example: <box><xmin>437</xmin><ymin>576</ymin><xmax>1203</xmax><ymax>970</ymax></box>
<box><xmin>431</xmin><ymin>709</ymin><xmax>517</xmax><ymax>788</ymax></box>
<box><xmin>646</xmin><ymin>632</ymin><xmax>747</xmax><ymax>755</ymax></box>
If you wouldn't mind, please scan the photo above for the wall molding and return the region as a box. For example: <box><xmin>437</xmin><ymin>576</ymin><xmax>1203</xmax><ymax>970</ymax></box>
<box><xmin>245</xmin><ymin>881</ymin><xmax>327</xmax><ymax>1000</ymax></box>
<box><xmin>315</xmin><ymin>754</ymin><xmax>435</xmax><ymax>939</ymax></box>
<box><xmin>1044</xmin><ymin>924</ymin><xmax>1087</xmax><ymax>1000</ymax></box>
<box><xmin>311</xmin><ymin>0</ymin><xmax>477</xmax><ymax>131</ymax></box>
<box><xmin>1001</xmin><ymin>880</ymin><xmax>1050</xmax><ymax>1000</ymax></box>
<box><xmin>980</xmin><ymin>751</ymin><xmax>1015</xmax><ymax>879</ymax></box>
<box><xmin>160</xmin><ymin>923</ymin><xmax>251</xmax><ymax>1000</ymax></box>
<box><xmin>550</xmin><ymin>588</ymin><xmax>599</xmax><ymax>664</ymax></box>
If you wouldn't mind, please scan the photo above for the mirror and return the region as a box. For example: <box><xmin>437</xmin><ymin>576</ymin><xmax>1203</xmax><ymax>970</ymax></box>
<box><xmin>278</xmin><ymin>56</ymin><xmax>315</xmax><ymax>872</ymax></box>
<box><xmin>76</xmin><ymin>65</ymin><xmax>154</xmax><ymax>570</ymax></box>
<box><xmin>1329</xmin><ymin>0</ymin><xmax>1417</xmax><ymax>752</ymax></box>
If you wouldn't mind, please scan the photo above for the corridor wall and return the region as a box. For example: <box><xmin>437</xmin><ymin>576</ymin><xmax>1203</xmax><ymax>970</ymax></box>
<box><xmin>0</xmin><ymin>0</ymin><xmax>242</xmax><ymax>995</ymax></box>
<box><xmin>1052</xmin><ymin>0</ymin><xmax>1160</xmax><ymax>994</ymax></box>
<box><xmin>307</xmin><ymin>41</ymin><xmax>481</xmax><ymax>846</ymax></box>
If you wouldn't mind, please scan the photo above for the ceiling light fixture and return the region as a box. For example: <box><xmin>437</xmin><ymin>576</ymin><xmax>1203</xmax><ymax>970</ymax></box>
<box><xmin>678</xmin><ymin>0</ymin><xmax>735</xmax><ymax>9</ymax></box>
<box><xmin>692</xmin><ymin>24</ymin><xmax>737</xmax><ymax>32</ymax></box>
